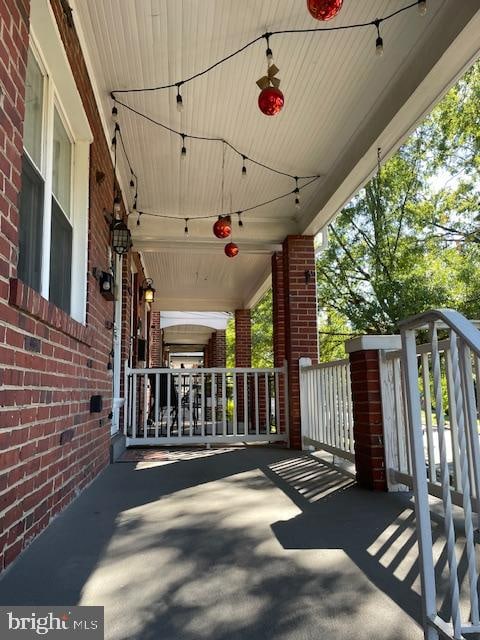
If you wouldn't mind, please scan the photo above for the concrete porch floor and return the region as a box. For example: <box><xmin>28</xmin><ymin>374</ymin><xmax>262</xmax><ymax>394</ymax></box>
<box><xmin>0</xmin><ymin>446</ymin><xmax>427</xmax><ymax>639</ymax></box>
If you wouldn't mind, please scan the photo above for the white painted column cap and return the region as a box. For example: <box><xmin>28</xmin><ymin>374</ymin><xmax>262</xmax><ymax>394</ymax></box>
<box><xmin>345</xmin><ymin>335</ymin><xmax>401</xmax><ymax>353</ymax></box>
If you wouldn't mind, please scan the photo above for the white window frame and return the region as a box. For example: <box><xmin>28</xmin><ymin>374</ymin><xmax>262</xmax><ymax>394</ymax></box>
<box><xmin>27</xmin><ymin>0</ymin><xmax>92</xmax><ymax>324</ymax></box>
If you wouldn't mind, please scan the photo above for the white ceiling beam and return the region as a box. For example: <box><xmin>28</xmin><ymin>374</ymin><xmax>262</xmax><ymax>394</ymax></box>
<box><xmin>135</xmin><ymin>240</ymin><xmax>282</xmax><ymax>255</ymax></box>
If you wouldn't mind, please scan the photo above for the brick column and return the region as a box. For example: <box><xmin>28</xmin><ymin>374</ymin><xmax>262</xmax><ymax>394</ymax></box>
<box><xmin>212</xmin><ymin>330</ymin><xmax>226</xmax><ymax>368</ymax></box>
<box><xmin>283</xmin><ymin>236</ymin><xmax>318</xmax><ymax>449</ymax></box>
<box><xmin>346</xmin><ymin>336</ymin><xmax>401</xmax><ymax>491</ymax></box>
<box><xmin>235</xmin><ymin>310</ymin><xmax>251</xmax><ymax>367</ymax></box>
<box><xmin>150</xmin><ymin>311</ymin><xmax>162</xmax><ymax>366</ymax></box>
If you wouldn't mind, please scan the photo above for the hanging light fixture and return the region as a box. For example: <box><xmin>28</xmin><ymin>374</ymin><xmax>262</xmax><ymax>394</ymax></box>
<box><xmin>140</xmin><ymin>278</ymin><xmax>156</xmax><ymax>304</ymax></box>
<box><xmin>213</xmin><ymin>215</ymin><xmax>232</xmax><ymax>239</ymax></box>
<box><xmin>307</xmin><ymin>0</ymin><xmax>343</xmax><ymax>21</ymax></box>
<box><xmin>257</xmin><ymin>37</ymin><xmax>284</xmax><ymax>116</ymax></box>
<box><xmin>225</xmin><ymin>242</ymin><xmax>239</xmax><ymax>258</ymax></box>
<box><xmin>111</xmin><ymin>219</ymin><xmax>131</xmax><ymax>255</ymax></box>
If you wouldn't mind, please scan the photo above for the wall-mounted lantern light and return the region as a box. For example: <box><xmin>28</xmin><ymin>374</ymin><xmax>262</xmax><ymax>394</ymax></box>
<box><xmin>111</xmin><ymin>219</ymin><xmax>131</xmax><ymax>255</ymax></box>
<box><xmin>99</xmin><ymin>271</ymin><xmax>115</xmax><ymax>301</ymax></box>
<box><xmin>140</xmin><ymin>278</ymin><xmax>156</xmax><ymax>304</ymax></box>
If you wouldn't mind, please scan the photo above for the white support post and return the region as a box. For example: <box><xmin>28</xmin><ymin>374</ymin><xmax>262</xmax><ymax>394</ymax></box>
<box><xmin>299</xmin><ymin>357</ymin><xmax>312</xmax><ymax>450</ymax></box>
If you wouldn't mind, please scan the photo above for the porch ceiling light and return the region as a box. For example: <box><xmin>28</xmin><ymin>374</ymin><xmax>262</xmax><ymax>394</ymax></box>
<box><xmin>111</xmin><ymin>219</ymin><xmax>131</xmax><ymax>255</ymax></box>
<box><xmin>141</xmin><ymin>278</ymin><xmax>156</xmax><ymax>304</ymax></box>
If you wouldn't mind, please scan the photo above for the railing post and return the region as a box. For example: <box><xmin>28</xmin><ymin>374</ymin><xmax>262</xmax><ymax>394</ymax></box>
<box><xmin>345</xmin><ymin>335</ymin><xmax>401</xmax><ymax>491</ymax></box>
<box><xmin>299</xmin><ymin>357</ymin><xmax>312</xmax><ymax>450</ymax></box>
<box><xmin>123</xmin><ymin>359</ymin><xmax>129</xmax><ymax>437</ymax></box>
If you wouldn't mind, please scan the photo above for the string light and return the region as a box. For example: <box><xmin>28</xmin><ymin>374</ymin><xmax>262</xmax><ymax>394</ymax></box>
<box><xmin>265</xmin><ymin>34</ymin><xmax>274</xmax><ymax>64</ymax></box>
<box><xmin>176</xmin><ymin>83</ymin><xmax>184</xmax><ymax>112</ymax></box>
<box><xmin>184</xmin><ymin>218</ymin><xmax>189</xmax><ymax>236</ymax></box>
<box><xmin>136</xmin><ymin>211</ymin><xmax>141</xmax><ymax>226</ymax></box>
<box><xmin>294</xmin><ymin>177</ymin><xmax>301</xmax><ymax>209</ymax></box>
<box><xmin>111</xmin><ymin>105</ymin><xmax>118</xmax><ymax>122</ymax></box>
<box><xmin>242</xmin><ymin>156</ymin><xmax>247</xmax><ymax>178</ymax></box>
<box><xmin>181</xmin><ymin>134</ymin><xmax>187</xmax><ymax>159</ymax></box>
<box><xmin>111</xmin><ymin>123</ymin><xmax>119</xmax><ymax>151</ymax></box>
<box><xmin>374</xmin><ymin>20</ymin><xmax>384</xmax><ymax>57</ymax></box>
<box><xmin>417</xmin><ymin>0</ymin><xmax>427</xmax><ymax>15</ymax></box>
<box><xmin>111</xmin><ymin>2</ymin><xmax>422</xmax><ymax>100</ymax></box>
<box><xmin>238</xmin><ymin>212</ymin><xmax>243</xmax><ymax>228</ymax></box>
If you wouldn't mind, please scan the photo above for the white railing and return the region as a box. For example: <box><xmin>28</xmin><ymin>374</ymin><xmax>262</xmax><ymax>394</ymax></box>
<box><xmin>123</xmin><ymin>361</ymin><xmax>289</xmax><ymax>446</ymax></box>
<box><xmin>299</xmin><ymin>357</ymin><xmax>354</xmax><ymax>462</ymax></box>
<box><xmin>399</xmin><ymin>310</ymin><xmax>480</xmax><ymax>640</ymax></box>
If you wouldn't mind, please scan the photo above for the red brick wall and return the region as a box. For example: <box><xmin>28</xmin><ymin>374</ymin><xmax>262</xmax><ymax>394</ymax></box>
<box><xmin>349</xmin><ymin>350</ymin><xmax>387</xmax><ymax>491</ymax></box>
<box><xmin>234</xmin><ymin>310</ymin><xmax>251</xmax><ymax>368</ymax></box>
<box><xmin>0</xmin><ymin>0</ymin><xmax>146</xmax><ymax>571</ymax></box>
<box><xmin>212</xmin><ymin>331</ymin><xmax>226</xmax><ymax>368</ymax></box>
<box><xmin>282</xmin><ymin>236</ymin><xmax>318</xmax><ymax>449</ymax></box>
<box><xmin>150</xmin><ymin>311</ymin><xmax>162</xmax><ymax>367</ymax></box>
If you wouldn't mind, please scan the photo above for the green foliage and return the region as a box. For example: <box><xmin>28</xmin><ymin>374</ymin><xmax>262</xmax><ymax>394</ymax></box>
<box><xmin>316</xmin><ymin>61</ymin><xmax>480</xmax><ymax>336</ymax></box>
<box><xmin>225</xmin><ymin>290</ymin><xmax>274</xmax><ymax>368</ymax></box>
<box><xmin>251</xmin><ymin>290</ymin><xmax>273</xmax><ymax>367</ymax></box>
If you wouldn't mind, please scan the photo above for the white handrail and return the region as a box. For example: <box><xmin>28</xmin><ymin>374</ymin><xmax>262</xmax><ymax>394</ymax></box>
<box><xmin>399</xmin><ymin>309</ymin><xmax>480</xmax><ymax>639</ymax></box>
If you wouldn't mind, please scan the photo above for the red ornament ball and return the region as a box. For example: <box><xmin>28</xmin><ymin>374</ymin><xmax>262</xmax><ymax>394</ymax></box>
<box><xmin>224</xmin><ymin>242</ymin><xmax>239</xmax><ymax>258</ymax></box>
<box><xmin>258</xmin><ymin>86</ymin><xmax>284</xmax><ymax>116</ymax></box>
<box><xmin>213</xmin><ymin>216</ymin><xmax>232</xmax><ymax>239</ymax></box>
<box><xmin>307</xmin><ymin>0</ymin><xmax>343</xmax><ymax>21</ymax></box>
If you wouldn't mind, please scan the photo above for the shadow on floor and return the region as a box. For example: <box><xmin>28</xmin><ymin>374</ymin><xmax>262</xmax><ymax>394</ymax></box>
<box><xmin>0</xmin><ymin>446</ymin><xmax>447</xmax><ymax>639</ymax></box>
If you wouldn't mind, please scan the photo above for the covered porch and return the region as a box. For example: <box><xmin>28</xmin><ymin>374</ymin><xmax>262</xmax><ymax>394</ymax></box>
<box><xmin>0</xmin><ymin>446</ymin><xmax>426</xmax><ymax>639</ymax></box>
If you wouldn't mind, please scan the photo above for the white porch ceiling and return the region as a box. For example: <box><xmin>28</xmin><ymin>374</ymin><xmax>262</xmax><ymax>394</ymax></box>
<box><xmin>163</xmin><ymin>324</ymin><xmax>216</xmax><ymax>350</ymax></box>
<box><xmin>72</xmin><ymin>0</ymin><xmax>480</xmax><ymax>311</ymax></box>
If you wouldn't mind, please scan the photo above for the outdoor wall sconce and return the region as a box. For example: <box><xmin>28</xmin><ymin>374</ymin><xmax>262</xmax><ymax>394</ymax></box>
<box><xmin>99</xmin><ymin>271</ymin><xmax>115</xmax><ymax>301</ymax></box>
<box><xmin>305</xmin><ymin>269</ymin><xmax>315</xmax><ymax>284</ymax></box>
<box><xmin>140</xmin><ymin>278</ymin><xmax>156</xmax><ymax>304</ymax></box>
<box><xmin>111</xmin><ymin>219</ymin><xmax>131</xmax><ymax>255</ymax></box>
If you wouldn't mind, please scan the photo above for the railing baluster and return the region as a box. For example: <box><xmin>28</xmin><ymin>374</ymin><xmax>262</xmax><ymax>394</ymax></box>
<box><xmin>421</xmin><ymin>352</ymin><xmax>435</xmax><ymax>483</ymax></box>
<box><xmin>449</xmin><ymin>334</ymin><xmax>479</xmax><ymax>626</ymax></box>
<box><xmin>264</xmin><ymin>372</ymin><xmax>269</xmax><ymax>435</ymax></box>
<box><xmin>167</xmin><ymin>372</ymin><xmax>171</xmax><ymax>438</ymax></box>
<box><xmin>155</xmin><ymin>373</ymin><xmax>159</xmax><ymax>439</ymax></box>
<box><xmin>255</xmin><ymin>372</ymin><xmax>259</xmax><ymax>435</ymax></box>
<box><xmin>132</xmin><ymin>373</ymin><xmax>137</xmax><ymax>440</ymax></box>
<box><xmin>177</xmin><ymin>371</ymin><xmax>182</xmax><ymax>437</ymax></box>
<box><xmin>244</xmin><ymin>372</ymin><xmax>248</xmax><ymax>435</ymax></box>
<box><xmin>431</xmin><ymin>324</ymin><xmax>462</xmax><ymax>637</ymax></box>
<box><xmin>445</xmin><ymin>347</ymin><xmax>462</xmax><ymax>491</ymax></box>
<box><xmin>232</xmin><ymin>371</ymin><xmax>237</xmax><ymax>436</ymax></box>
<box><xmin>212</xmin><ymin>372</ymin><xmax>217</xmax><ymax>436</ymax></box>
<box><xmin>275</xmin><ymin>371</ymin><xmax>280</xmax><ymax>436</ymax></box>
<box><xmin>200</xmin><ymin>372</ymin><xmax>205</xmax><ymax>437</ymax></box>
<box><xmin>189</xmin><ymin>372</ymin><xmax>193</xmax><ymax>437</ymax></box>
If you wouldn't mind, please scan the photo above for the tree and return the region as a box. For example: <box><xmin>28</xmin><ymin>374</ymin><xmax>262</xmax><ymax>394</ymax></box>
<box><xmin>316</xmin><ymin>61</ymin><xmax>480</xmax><ymax>336</ymax></box>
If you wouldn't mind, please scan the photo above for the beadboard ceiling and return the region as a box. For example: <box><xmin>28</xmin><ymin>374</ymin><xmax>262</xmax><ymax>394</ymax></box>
<box><xmin>72</xmin><ymin>0</ymin><xmax>480</xmax><ymax>311</ymax></box>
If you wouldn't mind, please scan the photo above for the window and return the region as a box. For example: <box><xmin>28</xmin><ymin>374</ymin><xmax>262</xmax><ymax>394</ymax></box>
<box><xmin>17</xmin><ymin>0</ymin><xmax>92</xmax><ymax>323</ymax></box>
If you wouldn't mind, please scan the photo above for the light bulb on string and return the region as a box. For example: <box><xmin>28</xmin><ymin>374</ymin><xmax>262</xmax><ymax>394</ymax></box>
<box><xmin>241</xmin><ymin>156</ymin><xmax>247</xmax><ymax>178</ymax></box>
<box><xmin>129</xmin><ymin>172</ymin><xmax>135</xmax><ymax>190</ymax></box>
<box><xmin>374</xmin><ymin>20</ymin><xmax>384</xmax><ymax>57</ymax></box>
<box><xmin>294</xmin><ymin>178</ymin><xmax>301</xmax><ymax>210</ymax></box>
<box><xmin>238</xmin><ymin>212</ymin><xmax>243</xmax><ymax>228</ymax></box>
<box><xmin>176</xmin><ymin>83</ymin><xmax>184</xmax><ymax>112</ymax></box>
<box><xmin>136</xmin><ymin>211</ymin><xmax>141</xmax><ymax>227</ymax></box>
<box><xmin>111</xmin><ymin>105</ymin><xmax>118</xmax><ymax>123</ymax></box>
<box><xmin>184</xmin><ymin>218</ymin><xmax>189</xmax><ymax>237</ymax></box>
<box><xmin>265</xmin><ymin>34</ymin><xmax>274</xmax><ymax>65</ymax></box>
<box><xmin>180</xmin><ymin>134</ymin><xmax>187</xmax><ymax>159</ymax></box>
<box><xmin>417</xmin><ymin>0</ymin><xmax>427</xmax><ymax>15</ymax></box>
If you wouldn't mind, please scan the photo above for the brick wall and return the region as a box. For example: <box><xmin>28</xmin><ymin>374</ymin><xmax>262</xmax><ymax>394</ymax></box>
<box><xmin>150</xmin><ymin>311</ymin><xmax>162</xmax><ymax>366</ymax></box>
<box><xmin>0</xmin><ymin>0</ymin><xmax>146</xmax><ymax>571</ymax></box>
